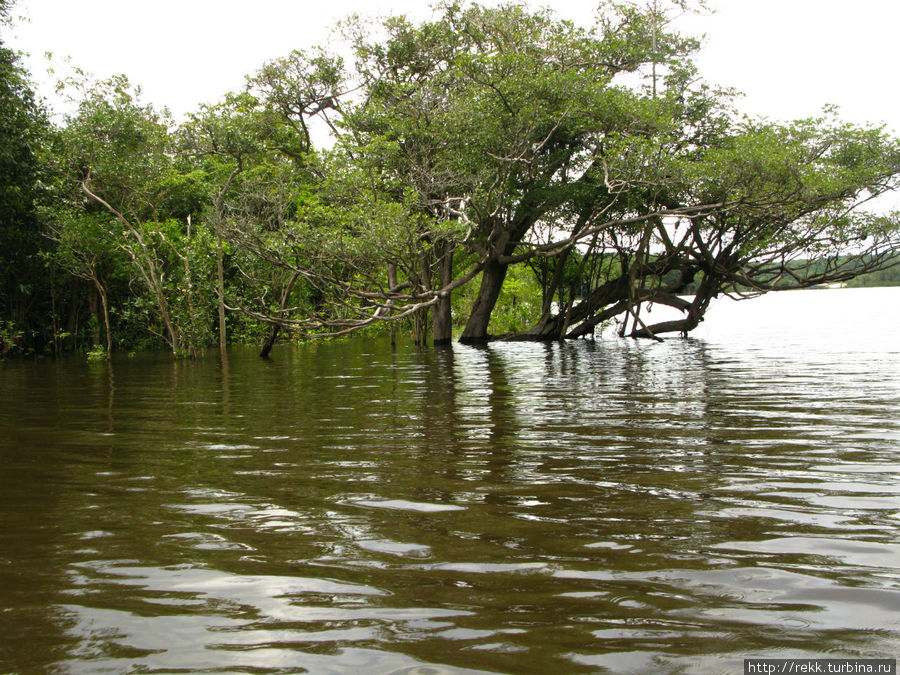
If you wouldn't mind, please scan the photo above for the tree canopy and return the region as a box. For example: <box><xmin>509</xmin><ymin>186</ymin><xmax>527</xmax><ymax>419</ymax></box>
<box><xmin>0</xmin><ymin>1</ymin><xmax>49</xmax><ymax>355</ymax></box>
<box><xmin>2</xmin><ymin>0</ymin><xmax>900</xmax><ymax>358</ymax></box>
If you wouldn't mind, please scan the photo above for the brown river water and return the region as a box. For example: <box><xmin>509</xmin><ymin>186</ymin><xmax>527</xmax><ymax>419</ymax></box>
<box><xmin>1</xmin><ymin>287</ymin><xmax>899</xmax><ymax>674</ymax></box>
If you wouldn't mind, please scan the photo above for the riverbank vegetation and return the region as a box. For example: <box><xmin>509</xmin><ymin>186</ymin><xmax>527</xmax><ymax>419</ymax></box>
<box><xmin>2</xmin><ymin>0</ymin><xmax>900</xmax><ymax>358</ymax></box>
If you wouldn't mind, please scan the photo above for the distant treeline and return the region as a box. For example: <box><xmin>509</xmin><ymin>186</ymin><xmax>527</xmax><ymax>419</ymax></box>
<box><xmin>845</xmin><ymin>266</ymin><xmax>900</xmax><ymax>287</ymax></box>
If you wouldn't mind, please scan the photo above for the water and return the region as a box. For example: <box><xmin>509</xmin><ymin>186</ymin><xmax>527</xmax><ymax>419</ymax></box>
<box><xmin>1</xmin><ymin>287</ymin><xmax>899</xmax><ymax>674</ymax></box>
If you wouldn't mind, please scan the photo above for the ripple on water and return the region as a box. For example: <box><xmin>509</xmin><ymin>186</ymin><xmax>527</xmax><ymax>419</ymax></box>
<box><xmin>711</xmin><ymin>536</ymin><xmax>900</xmax><ymax>569</ymax></box>
<box><xmin>555</xmin><ymin>564</ymin><xmax>900</xmax><ymax>632</ymax></box>
<box><xmin>347</xmin><ymin>498</ymin><xmax>467</xmax><ymax>513</ymax></box>
<box><xmin>5</xmin><ymin>289</ymin><xmax>900</xmax><ymax>674</ymax></box>
<box><xmin>161</xmin><ymin>532</ymin><xmax>253</xmax><ymax>552</ymax></box>
<box><xmin>357</xmin><ymin>539</ymin><xmax>433</xmax><ymax>558</ymax></box>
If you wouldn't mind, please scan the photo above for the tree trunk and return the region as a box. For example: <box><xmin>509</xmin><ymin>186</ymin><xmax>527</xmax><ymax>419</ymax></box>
<box><xmin>88</xmin><ymin>284</ymin><xmax>101</xmax><ymax>347</ymax></box>
<box><xmin>630</xmin><ymin>278</ymin><xmax>715</xmax><ymax>339</ymax></box>
<box><xmin>432</xmin><ymin>242</ymin><xmax>453</xmax><ymax>345</ymax></box>
<box><xmin>82</xmin><ymin>180</ymin><xmax>181</xmax><ymax>355</ymax></box>
<box><xmin>50</xmin><ymin>271</ymin><xmax>59</xmax><ymax>357</ymax></box>
<box><xmin>458</xmin><ymin>209</ymin><xmax>539</xmax><ymax>344</ymax></box>
<box><xmin>91</xmin><ymin>275</ymin><xmax>112</xmax><ymax>361</ymax></box>
<box><xmin>387</xmin><ymin>264</ymin><xmax>399</xmax><ymax>346</ymax></box>
<box><xmin>566</xmin><ymin>300</ymin><xmax>629</xmax><ymax>339</ymax></box>
<box><xmin>66</xmin><ymin>291</ymin><xmax>80</xmax><ymax>353</ymax></box>
<box><xmin>216</xmin><ymin>230</ymin><xmax>227</xmax><ymax>357</ymax></box>
<box><xmin>260</xmin><ymin>271</ymin><xmax>302</xmax><ymax>359</ymax></box>
<box><xmin>183</xmin><ymin>215</ymin><xmax>197</xmax><ymax>359</ymax></box>
<box><xmin>156</xmin><ymin>285</ymin><xmax>181</xmax><ymax>354</ymax></box>
<box><xmin>516</xmin><ymin>274</ymin><xmax>629</xmax><ymax>340</ymax></box>
<box><xmin>512</xmin><ymin>251</ymin><xmax>572</xmax><ymax>342</ymax></box>
<box><xmin>545</xmin><ymin>250</ymin><xmax>570</xmax><ymax>318</ymax></box>
<box><xmin>413</xmin><ymin>313</ymin><xmax>427</xmax><ymax>347</ymax></box>
<box><xmin>414</xmin><ymin>249</ymin><xmax>432</xmax><ymax>347</ymax></box>
<box><xmin>213</xmin><ymin>166</ymin><xmax>242</xmax><ymax>357</ymax></box>
<box><xmin>459</xmin><ymin>258</ymin><xmax>509</xmax><ymax>343</ymax></box>
<box><xmin>260</xmin><ymin>325</ymin><xmax>280</xmax><ymax>360</ymax></box>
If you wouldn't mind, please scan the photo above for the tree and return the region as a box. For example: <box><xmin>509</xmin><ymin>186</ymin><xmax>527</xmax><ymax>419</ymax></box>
<box><xmin>177</xmin><ymin>87</ymin><xmax>343</xmax><ymax>356</ymax></box>
<box><xmin>15</xmin><ymin>0</ymin><xmax>900</xmax><ymax>356</ymax></box>
<box><xmin>228</xmin><ymin>1</ymin><xmax>720</xmax><ymax>345</ymax></box>
<box><xmin>52</xmin><ymin>76</ymin><xmax>214</xmax><ymax>356</ymax></box>
<box><xmin>43</xmin><ymin>209</ymin><xmax>120</xmax><ymax>358</ymax></box>
<box><xmin>177</xmin><ymin>94</ymin><xmax>270</xmax><ymax>355</ymax></box>
<box><xmin>336</xmin><ymin>2</ymin><xmax>900</xmax><ymax>343</ymax></box>
<box><xmin>0</xmin><ymin>0</ymin><xmax>51</xmax><ymax>356</ymax></box>
<box><xmin>527</xmin><ymin>111</ymin><xmax>900</xmax><ymax>341</ymax></box>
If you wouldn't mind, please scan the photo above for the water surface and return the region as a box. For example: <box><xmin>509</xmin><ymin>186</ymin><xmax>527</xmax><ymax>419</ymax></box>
<box><xmin>1</xmin><ymin>287</ymin><xmax>899</xmax><ymax>673</ymax></box>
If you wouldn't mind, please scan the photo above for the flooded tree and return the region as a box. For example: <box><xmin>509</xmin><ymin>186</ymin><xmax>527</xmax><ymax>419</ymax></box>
<box><xmin>0</xmin><ymin>0</ymin><xmax>50</xmax><ymax>355</ymax></box>
<box><xmin>523</xmin><ymin>113</ymin><xmax>900</xmax><ymax>340</ymax></box>
<box><xmin>5</xmin><ymin>0</ymin><xmax>900</xmax><ymax>357</ymax></box>
<box><xmin>226</xmin><ymin>1</ymin><xmax>900</xmax><ymax>344</ymax></box>
<box><xmin>48</xmin><ymin>77</ymin><xmax>217</xmax><ymax>356</ymax></box>
<box><xmin>226</xmin><ymin>1</ymin><xmax>722</xmax><ymax>342</ymax></box>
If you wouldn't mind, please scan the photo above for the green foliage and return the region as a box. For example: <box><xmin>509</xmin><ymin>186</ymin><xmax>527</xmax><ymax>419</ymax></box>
<box><xmin>44</xmin><ymin>76</ymin><xmax>228</xmax><ymax>355</ymax></box>
<box><xmin>0</xmin><ymin>15</ymin><xmax>53</xmax><ymax>354</ymax></box>
<box><xmin>845</xmin><ymin>263</ymin><xmax>900</xmax><ymax>287</ymax></box>
<box><xmin>3</xmin><ymin>0</ymin><xmax>900</xmax><ymax>354</ymax></box>
<box><xmin>488</xmin><ymin>265</ymin><xmax>543</xmax><ymax>335</ymax></box>
<box><xmin>0</xmin><ymin>318</ymin><xmax>22</xmax><ymax>357</ymax></box>
<box><xmin>85</xmin><ymin>344</ymin><xmax>106</xmax><ymax>362</ymax></box>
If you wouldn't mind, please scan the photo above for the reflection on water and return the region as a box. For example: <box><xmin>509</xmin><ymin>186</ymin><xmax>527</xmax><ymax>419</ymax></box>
<box><xmin>1</xmin><ymin>287</ymin><xmax>900</xmax><ymax>673</ymax></box>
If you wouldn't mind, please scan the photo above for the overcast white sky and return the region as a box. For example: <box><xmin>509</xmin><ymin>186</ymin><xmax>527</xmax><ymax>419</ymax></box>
<box><xmin>4</xmin><ymin>0</ymin><xmax>899</xmax><ymax>134</ymax></box>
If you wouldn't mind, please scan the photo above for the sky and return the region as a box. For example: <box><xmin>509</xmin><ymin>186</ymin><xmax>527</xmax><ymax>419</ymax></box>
<box><xmin>4</xmin><ymin>0</ymin><xmax>899</xmax><ymax>134</ymax></box>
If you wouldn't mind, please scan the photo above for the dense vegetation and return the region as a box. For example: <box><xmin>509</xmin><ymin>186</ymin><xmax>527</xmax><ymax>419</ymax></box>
<box><xmin>2</xmin><ymin>0</ymin><xmax>900</xmax><ymax>359</ymax></box>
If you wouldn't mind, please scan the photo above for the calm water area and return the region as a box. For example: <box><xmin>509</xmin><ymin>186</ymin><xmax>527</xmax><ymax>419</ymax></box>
<box><xmin>2</xmin><ymin>287</ymin><xmax>900</xmax><ymax>674</ymax></box>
